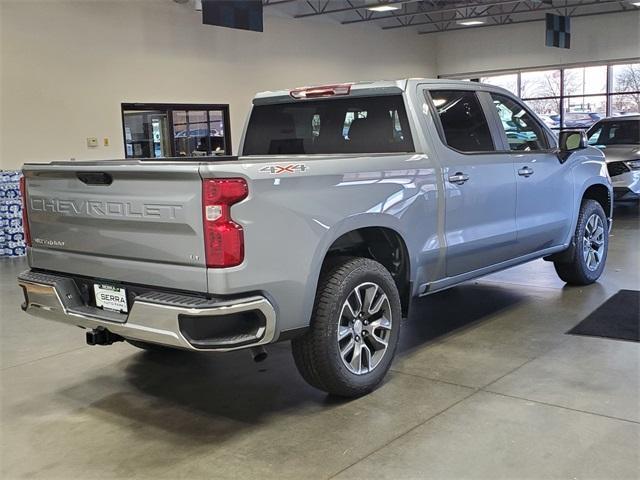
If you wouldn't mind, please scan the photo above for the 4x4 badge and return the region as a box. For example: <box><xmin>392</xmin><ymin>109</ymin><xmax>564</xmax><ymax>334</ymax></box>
<box><xmin>259</xmin><ymin>164</ymin><xmax>308</xmax><ymax>174</ymax></box>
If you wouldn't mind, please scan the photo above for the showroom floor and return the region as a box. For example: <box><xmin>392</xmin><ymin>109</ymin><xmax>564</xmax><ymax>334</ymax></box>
<box><xmin>1</xmin><ymin>203</ymin><xmax>638</xmax><ymax>480</ymax></box>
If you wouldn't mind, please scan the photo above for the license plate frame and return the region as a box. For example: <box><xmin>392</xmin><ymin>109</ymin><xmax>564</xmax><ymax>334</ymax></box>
<box><xmin>93</xmin><ymin>283</ymin><xmax>129</xmax><ymax>313</ymax></box>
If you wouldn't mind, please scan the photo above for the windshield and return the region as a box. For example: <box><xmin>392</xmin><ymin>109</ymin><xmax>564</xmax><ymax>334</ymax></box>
<box><xmin>587</xmin><ymin>119</ymin><xmax>640</xmax><ymax>146</ymax></box>
<box><xmin>242</xmin><ymin>95</ymin><xmax>414</xmax><ymax>155</ymax></box>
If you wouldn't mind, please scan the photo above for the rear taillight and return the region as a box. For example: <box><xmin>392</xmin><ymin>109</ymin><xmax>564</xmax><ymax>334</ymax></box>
<box><xmin>202</xmin><ymin>178</ymin><xmax>248</xmax><ymax>268</ymax></box>
<box><xmin>19</xmin><ymin>176</ymin><xmax>32</xmax><ymax>247</ymax></box>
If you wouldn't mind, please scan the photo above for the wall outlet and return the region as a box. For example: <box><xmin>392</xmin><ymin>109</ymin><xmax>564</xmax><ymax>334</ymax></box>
<box><xmin>87</xmin><ymin>137</ymin><xmax>98</xmax><ymax>148</ymax></box>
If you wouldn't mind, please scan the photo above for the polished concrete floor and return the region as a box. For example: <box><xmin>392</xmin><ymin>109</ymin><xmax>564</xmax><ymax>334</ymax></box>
<box><xmin>1</xmin><ymin>203</ymin><xmax>639</xmax><ymax>479</ymax></box>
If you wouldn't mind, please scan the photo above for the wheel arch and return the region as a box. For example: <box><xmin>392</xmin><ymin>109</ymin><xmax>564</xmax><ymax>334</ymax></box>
<box><xmin>582</xmin><ymin>182</ymin><xmax>612</xmax><ymax>221</ymax></box>
<box><xmin>321</xmin><ymin>226</ymin><xmax>412</xmax><ymax>317</ymax></box>
<box><xmin>547</xmin><ymin>178</ymin><xmax>612</xmax><ymax>264</ymax></box>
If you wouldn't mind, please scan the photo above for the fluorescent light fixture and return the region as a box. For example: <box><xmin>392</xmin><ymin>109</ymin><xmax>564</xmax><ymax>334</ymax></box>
<box><xmin>457</xmin><ymin>19</ymin><xmax>486</xmax><ymax>26</ymax></box>
<box><xmin>631</xmin><ymin>1</ymin><xmax>640</xmax><ymax>6</ymax></box>
<box><xmin>367</xmin><ymin>4</ymin><xmax>400</xmax><ymax>12</ymax></box>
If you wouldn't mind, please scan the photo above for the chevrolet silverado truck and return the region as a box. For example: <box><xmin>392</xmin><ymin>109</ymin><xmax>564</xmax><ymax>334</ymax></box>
<box><xmin>18</xmin><ymin>79</ymin><xmax>612</xmax><ymax>397</ymax></box>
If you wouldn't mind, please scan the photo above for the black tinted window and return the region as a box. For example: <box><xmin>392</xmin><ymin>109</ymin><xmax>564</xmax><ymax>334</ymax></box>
<box><xmin>243</xmin><ymin>95</ymin><xmax>414</xmax><ymax>155</ymax></box>
<box><xmin>490</xmin><ymin>94</ymin><xmax>549</xmax><ymax>151</ymax></box>
<box><xmin>429</xmin><ymin>90</ymin><xmax>494</xmax><ymax>152</ymax></box>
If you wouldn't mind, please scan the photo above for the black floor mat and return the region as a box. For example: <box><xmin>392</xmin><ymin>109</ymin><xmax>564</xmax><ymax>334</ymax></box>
<box><xmin>568</xmin><ymin>290</ymin><xmax>640</xmax><ymax>342</ymax></box>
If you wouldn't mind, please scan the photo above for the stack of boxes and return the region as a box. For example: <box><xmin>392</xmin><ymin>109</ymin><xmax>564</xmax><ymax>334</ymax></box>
<box><xmin>0</xmin><ymin>170</ymin><xmax>26</xmax><ymax>257</ymax></box>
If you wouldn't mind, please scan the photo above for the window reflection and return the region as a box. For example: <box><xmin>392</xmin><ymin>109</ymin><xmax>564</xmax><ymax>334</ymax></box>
<box><xmin>479</xmin><ymin>74</ymin><xmax>518</xmax><ymax>95</ymax></box>
<box><xmin>521</xmin><ymin>70</ymin><xmax>561</xmax><ymax>99</ymax></box>
<box><xmin>452</xmin><ymin>62</ymin><xmax>640</xmax><ymax>130</ymax></box>
<box><xmin>564</xmin><ymin>66</ymin><xmax>607</xmax><ymax>96</ymax></box>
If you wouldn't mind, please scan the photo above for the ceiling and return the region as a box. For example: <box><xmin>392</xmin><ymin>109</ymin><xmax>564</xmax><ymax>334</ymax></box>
<box><xmin>263</xmin><ymin>0</ymin><xmax>639</xmax><ymax>34</ymax></box>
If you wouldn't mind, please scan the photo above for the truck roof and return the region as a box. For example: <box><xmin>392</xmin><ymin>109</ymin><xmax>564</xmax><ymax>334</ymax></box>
<box><xmin>252</xmin><ymin>78</ymin><xmax>490</xmax><ymax>104</ymax></box>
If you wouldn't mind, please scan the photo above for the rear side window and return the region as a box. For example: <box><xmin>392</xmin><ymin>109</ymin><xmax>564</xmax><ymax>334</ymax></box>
<box><xmin>489</xmin><ymin>93</ymin><xmax>549</xmax><ymax>151</ymax></box>
<box><xmin>428</xmin><ymin>90</ymin><xmax>494</xmax><ymax>152</ymax></box>
<box><xmin>242</xmin><ymin>95</ymin><xmax>414</xmax><ymax>155</ymax></box>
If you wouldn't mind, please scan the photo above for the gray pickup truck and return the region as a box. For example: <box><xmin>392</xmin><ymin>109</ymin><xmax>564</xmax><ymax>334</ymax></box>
<box><xmin>18</xmin><ymin>79</ymin><xmax>612</xmax><ymax>397</ymax></box>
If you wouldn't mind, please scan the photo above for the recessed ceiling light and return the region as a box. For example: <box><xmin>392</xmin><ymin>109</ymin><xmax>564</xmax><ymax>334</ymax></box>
<box><xmin>457</xmin><ymin>20</ymin><xmax>486</xmax><ymax>26</ymax></box>
<box><xmin>367</xmin><ymin>4</ymin><xmax>400</xmax><ymax>12</ymax></box>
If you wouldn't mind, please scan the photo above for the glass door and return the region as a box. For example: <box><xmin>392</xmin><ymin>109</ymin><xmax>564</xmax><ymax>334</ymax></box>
<box><xmin>123</xmin><ymin>110</ymin><xmax>170</xmax><ymax>158</ymax></box>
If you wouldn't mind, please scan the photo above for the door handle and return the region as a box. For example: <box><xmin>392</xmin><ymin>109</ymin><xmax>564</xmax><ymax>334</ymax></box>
<box><xmin>448</xmin><ymin>172</ymin><xmax>469</xmax><ymax>185</ymax></box>
<box><xmin>518</xmin><ymin>166</ymin><xmax>534</xmax><ymax>177</ymax></box>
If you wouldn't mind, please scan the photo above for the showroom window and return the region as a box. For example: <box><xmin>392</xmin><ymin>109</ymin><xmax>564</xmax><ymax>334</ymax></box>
<box><xmin>447</xmin><ymin>61</ymin><xmax>640</xmax><ymax>131</ymax></box>
<box><xmin>480</xmin><ymin>73</ymin><xmax>519</xmax><ymax>96</ymax></box>
<box><xmin>121</xmin><ymin>103</ymin><xmax>231</xmax><ymax>158</ymax></box>
<box><xmin>428</xmin><ymin>90</ymin><xmax>494</xmax><ymax>153</ymax></box>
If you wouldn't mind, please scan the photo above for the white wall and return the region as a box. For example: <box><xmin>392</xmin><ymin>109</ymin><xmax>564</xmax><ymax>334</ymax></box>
<box><xmin>434</xmin><ymin>11</ymin><xmax>640</xmax><ymax>76</ymax></box>
<box><xmin>2</xmin><ymin>2</ymin><xmax>638</xmax><ymax>171</ymax></box>
<box><xmin>0</xmin><ymin>0</ymin><xmax>435</xmax><ymax>170</ymax></box>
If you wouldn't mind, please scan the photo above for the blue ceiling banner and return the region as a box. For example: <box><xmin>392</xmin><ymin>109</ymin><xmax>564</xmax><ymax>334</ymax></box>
<box><xmin>545</xmin><ymin>13</ymin><xmax>571</xmax><ymax>49</ymax></box>
<box><xmin>202</xmin><ymin>0</ymin><xmax>264</xmax><ymax>32</ymax></box>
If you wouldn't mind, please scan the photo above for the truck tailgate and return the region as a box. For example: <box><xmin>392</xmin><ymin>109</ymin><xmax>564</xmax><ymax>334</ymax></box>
<box><xmin>23</xmin><ymin>161</ymin><xmax>208</xmax><ymax>292</ymax></box>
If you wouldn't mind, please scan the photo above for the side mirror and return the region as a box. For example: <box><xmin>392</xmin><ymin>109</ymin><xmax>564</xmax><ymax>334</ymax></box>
<box><xmin>557</xmin><ymin>130</ymin><xmax>587</xmax><ymax>163</ymax></box>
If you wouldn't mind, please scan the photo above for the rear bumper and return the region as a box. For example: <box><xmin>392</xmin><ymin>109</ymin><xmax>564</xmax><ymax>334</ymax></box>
<box><xmin>17</xmin><ymin>270</ymin><xmax>276</xmax><ymax>351</ymax></box>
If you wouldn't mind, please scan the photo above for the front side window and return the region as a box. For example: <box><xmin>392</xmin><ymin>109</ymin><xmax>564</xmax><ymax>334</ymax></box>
<box><xmin>490</xmin><ymin>94</ymin><xmax>549</xmax><ymax>151</ymax></box>
<box><xmin>242</xmin><ymin>95</ymin><xmax>414</xmax><ymax>155</ymax></box>
<box><xmin>428</xmin><ymin>90</ymin><xmax>494</xmax><ymax>152</ymax></box>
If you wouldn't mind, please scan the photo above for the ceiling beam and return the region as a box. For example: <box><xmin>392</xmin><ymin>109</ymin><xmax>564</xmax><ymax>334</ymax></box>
<box><xmin>417</xmin><ymin>4</ymin><xmax>634</xmax><ymax>34</ymax></box>
<box><xmin>293</xmin><ymin>0</ymin><xmax>419</xmax><ymax>18</ymax></box>
<box><xmin>385</xmin><ymin>0</ymin><xmax>622</xmax><ymax>30</ymax></box>
<box><xmin>342</xmin><ymin>0</ymin><xmax>528</xmax><ymax>24</ymax></box>
<box><xmin>262</xmin><ymin>0</ymin><xmax>299</xmax><ymax>5</ymax></box>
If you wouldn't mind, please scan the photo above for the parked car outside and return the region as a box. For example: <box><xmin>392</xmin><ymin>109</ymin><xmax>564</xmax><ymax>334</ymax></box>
<box><xmin>564</xmin><ymin>112</ymin><xmax>602</xmax><ymax>129</ymax></box>
<box><xmin>540</xmin><ymin>114</ymin><xmax>561</xmax><ymax>129</ymax></box>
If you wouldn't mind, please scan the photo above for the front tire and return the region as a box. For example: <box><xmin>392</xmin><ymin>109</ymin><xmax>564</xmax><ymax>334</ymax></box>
<box><xmin>554</xmin><ymin>199</ymin><xmax>608</xmax><ymax>285</ymax></box>
<box><xmin>292</xmin><ymin>257</ymin><xmax>402</xmax><ymax>398</ymax></box>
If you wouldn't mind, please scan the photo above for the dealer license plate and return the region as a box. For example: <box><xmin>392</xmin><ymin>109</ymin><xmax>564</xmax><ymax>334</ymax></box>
<box><xmin>93</xmin><ymin>284</ymin><xmax>128</xmax><ymax>313</ymax></box>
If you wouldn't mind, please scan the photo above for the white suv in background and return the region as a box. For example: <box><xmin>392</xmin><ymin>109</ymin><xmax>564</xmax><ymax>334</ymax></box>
<box><xmin>587</xmin><ymin>115</ymin><xmax>640</xmax><ymax>201</ymax></box>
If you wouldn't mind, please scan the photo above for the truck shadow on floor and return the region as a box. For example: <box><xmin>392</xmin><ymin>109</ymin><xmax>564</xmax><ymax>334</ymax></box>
<box><xmin>398</xmin><ymin>282</ymin><xmax>524</xmax><ymax>355</ymax></box>
<box><xmin>58</xmin><ymin>282</ymin><xmax>525</xmax><ymax>443</ymax></box>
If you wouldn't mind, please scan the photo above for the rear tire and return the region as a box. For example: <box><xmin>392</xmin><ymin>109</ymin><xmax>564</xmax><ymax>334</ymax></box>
<box><xmin>292</xmin><ymin>257</ymin><xmax>402</xmax><ymax>398</ymax></box>
<box><xmin>554</xmin><ymin>199</ymin><xmax>608</xmax><ymax>285</ymax></box>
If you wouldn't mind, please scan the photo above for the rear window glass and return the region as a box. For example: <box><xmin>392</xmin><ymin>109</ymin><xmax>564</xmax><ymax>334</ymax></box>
<box><xmin>242</xmin><ymin>95</ymin><xmax>414</xmax><ymax>155</ymax></box>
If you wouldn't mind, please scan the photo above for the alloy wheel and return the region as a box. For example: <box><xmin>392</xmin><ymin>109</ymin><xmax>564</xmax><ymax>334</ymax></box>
<box><xmin>583</xmin><ymin>213</ymin><xmax>605</xmax><ymax>271</ymax></box>
<box><xmin>337</xmin><ymin>282</ymin><xmax>392</xmax><ymax>375</ymax></box>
